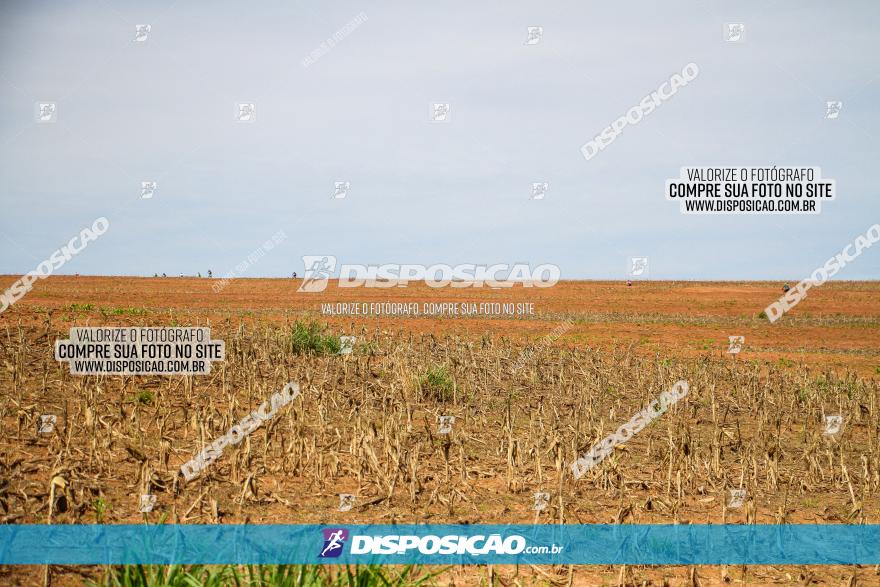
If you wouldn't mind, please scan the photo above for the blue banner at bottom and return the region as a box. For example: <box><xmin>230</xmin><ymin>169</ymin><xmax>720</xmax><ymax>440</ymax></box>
<box><xmin>0</xmin><ymin>524</ymin><xmax>876</xmax><ymax>565</ymax></box>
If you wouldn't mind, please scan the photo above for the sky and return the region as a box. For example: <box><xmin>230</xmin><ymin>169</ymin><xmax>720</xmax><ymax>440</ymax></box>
<box><xmin>1</xmin><ymin>0</ymin><xmax>878</xmax><ymax>280</ymax></box>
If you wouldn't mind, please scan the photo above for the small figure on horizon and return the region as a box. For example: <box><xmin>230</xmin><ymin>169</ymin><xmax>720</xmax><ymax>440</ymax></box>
<box><xmin>292</xmin><ymin>272</ymin><xmax>297</xmax><ymax>278</ymax></box>
<box><xmin>208</xmin><ymin>270</ymin><xmax>212</xmax><ymax>278</ymax></box>
<box><xmin>162</xmin><ymin>273</ymin><xmax>167</xmax><ymax>278</ymax></box>
<box><xmin>626</xmin><ymin>280</ymin><xmax>632</xmax><ymax>287</ymax></box>
<box><xmin>782</xmin><ymin>283</ymin><xmax>791</xmax><ymax>292</ymax></box>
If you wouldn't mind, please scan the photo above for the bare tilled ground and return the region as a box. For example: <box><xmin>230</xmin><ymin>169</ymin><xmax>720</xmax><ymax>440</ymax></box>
<box><xmin>0</xmin><ymin>277</ymin><xmax>879</xmax><ymax>585</ymax></box>
<box><xmin>3</xmin><ymin>276</ymin><xmax>880</xmax><ymax>376</ymax></box>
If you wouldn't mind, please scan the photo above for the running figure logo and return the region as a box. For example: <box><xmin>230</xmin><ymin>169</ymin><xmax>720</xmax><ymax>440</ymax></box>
<box><xmin>823</xmin><ymin>415</ymin><xmax>844</xmax><ymax>436</ymax></box>
<box><xmin>319</xmin><ymin>528</ymin><xmax>349</xmax><ymax>558</ymax></box>
<box><xmin>37</xmin><ymin>102</ymin><xmax>57</xmax><ymax>123</ymax></box>
<box><xmin>629</xmin><ymin>257</ymin><xmax>648</xmax><ymax>277</ymax></box>
<box><xmin>825</xmin><ymin>101</ymin><xmax>843</xmax><ymax>119</ymax></box>
<box><xmin>524</xmin><ymin>26</ymin><xmax>543</xmax><ymax>45</ymax></box>
<box><xmin>298</xmin><ymin>255</ymin><xmax>337</xmax><ymax>293</ymax></box>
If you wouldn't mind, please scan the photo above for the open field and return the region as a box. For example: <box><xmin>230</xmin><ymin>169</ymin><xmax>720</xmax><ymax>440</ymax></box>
<box><xmin>4</xmin><ymin>276</ymin><xmax>880</xmax><ymax>376</ymax></box>
<box><xmin>0</xmin><ymin>276</ymin><xmax>878</xmax><ymax>585</ymax></box>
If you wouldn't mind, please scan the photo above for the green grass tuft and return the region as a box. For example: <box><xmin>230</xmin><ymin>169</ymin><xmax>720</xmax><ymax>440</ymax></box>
<box><xmin>135</xmin><ymin>390</ymin><xmax>155</xmax><ymax>405</ymax></box>
<box><xmin>91</xmin><ymin>564</ymin><xmax>449</xmax><ymax>587</ymax></box>
<box><xmin>290</xmin><ymin>321</ymin><xmax>342</xmax><ymax>355</ymax></box>
<box><xmin>419</xmin><ymin>366</ymin><xmax>455</xmax><ymax>403</ymax></box>
<box><xmin>101</xmin><ymin>307</ymin><xmax>149</xmax><ymax>317</ymax></box>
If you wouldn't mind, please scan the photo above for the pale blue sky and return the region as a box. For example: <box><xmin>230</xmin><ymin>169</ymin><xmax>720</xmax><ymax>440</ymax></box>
<box><xmin>1</xmin><ymin>0</ymin><xmax>878</xmax><ymax>279</ymax></box>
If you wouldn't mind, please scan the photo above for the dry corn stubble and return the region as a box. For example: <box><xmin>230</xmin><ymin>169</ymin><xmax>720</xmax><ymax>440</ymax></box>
<box><xmin>0</xmin><ymin>313</ymin><xmax>877</xmax><ymax>585</ymax></box>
